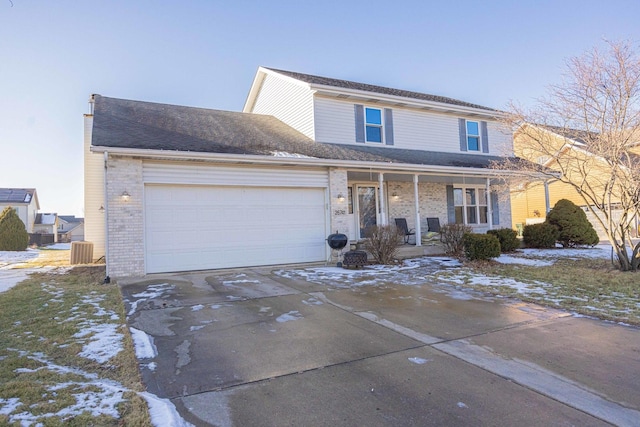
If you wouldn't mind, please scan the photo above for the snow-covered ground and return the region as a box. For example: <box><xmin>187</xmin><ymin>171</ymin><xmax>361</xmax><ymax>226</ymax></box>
<box><xmin>0</xmin><ymin>245</ymin><xmax>73</xmax><ymax>293</ymax></box>
<box><xmin>0</xmin><ymin>263</ymin><xmax>193</xmax><ymax>426</ymax></box>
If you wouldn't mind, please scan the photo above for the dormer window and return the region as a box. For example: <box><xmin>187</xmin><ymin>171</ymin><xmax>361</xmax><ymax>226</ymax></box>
<box><xmin>365</xmin><ymin>108</ymin><xmax>383</xmax><ymax>143</ymax></box>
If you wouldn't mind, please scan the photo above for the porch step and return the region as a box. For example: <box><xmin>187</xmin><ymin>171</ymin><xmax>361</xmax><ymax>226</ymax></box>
<box><xmin>396</xmin><ymin>244</ymin><xmax>445</xmax><ymax>259</ymax></box>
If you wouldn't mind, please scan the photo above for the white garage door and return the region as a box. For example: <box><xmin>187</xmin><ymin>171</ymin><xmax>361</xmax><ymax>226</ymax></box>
<box><xmin>144</xmin><ymin>185</ymin><xmax>327</xmax><ymax>273</ymax></box>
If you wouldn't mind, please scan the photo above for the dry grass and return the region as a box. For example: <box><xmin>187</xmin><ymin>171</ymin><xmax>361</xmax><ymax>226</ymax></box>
<box><xmin>0</xmin><ymin>266</ymin><xmax>151</xmax><ymax>426</ymax></box>
<box><xmin>438</xmin><ymin>257</ymin><xmax>640</xmax><ymax>325</ymax></box>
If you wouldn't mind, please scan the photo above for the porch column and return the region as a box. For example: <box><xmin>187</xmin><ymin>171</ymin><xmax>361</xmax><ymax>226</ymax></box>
<box><xmin>544</xmin><ymin>180</ymin><xmax>551</xmax><ymax>214</ymax></box>
<box><xmin>414</xmin><ymin>174</ymin><xmax>422</xmax><ymax>246</ymax></box>
<box><xmin>486</xmin><ymin>178</ymin><xmax>493</xmax><ymax>230</ymax></box>
<box><xmin>378</xmin><ymin>172</ymin><xmax>387</xmax><ymax>225</ymax></box>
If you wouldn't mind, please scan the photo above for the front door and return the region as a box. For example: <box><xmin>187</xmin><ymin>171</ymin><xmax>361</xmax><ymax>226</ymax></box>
<box><xmin>356</xmin><ymin>185</ymin><xmax>378</xmax><ymax>238</ymax></box>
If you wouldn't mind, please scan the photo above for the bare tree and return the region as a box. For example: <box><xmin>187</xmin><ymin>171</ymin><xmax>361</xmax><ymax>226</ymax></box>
<box><xmin>494</xmin><ymin>40</ymin><xmax>640</xmax><ymax>271</ymax></box>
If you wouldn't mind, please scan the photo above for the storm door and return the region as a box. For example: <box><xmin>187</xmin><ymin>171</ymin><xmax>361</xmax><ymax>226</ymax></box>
<box><xmin>356</xmin><ymin>185</ymin><xmax>379</xmax><ymax>238</ymax></box>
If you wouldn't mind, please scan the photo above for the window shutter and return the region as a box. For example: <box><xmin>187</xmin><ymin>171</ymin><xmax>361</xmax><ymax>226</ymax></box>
<box><xmin>384</xmin><ymin>108</ymin><xmax>394</xmax><ymax>145</ymax></box>
<box><xmin>481</xmin><ymin>121</ymin><xmax>489</xmax><ymax>153</ymax></box>
<box><xmin>354</xmin><ymin>105</ymin><xmax>365</xmax><ymax>143</ymax></box>
<box><xmin>491</xmin><ymin>190</ymin><xmax>500</xmax><ymax>225</ymax></box>
<box><xmin>458</xmin><ymin>119</ymin><xmax>467</xmax><ymax>151</ymax></box>
<box><xmin>446</xmin><ymin>185</ymin><xmax>455</xmax><ymax>223</ymax></box>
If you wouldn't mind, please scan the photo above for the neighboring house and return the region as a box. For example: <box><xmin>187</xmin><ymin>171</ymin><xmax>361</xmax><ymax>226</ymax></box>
<box><xmin>33</xmin><ymin>213</ymin><xmax>58</xmax><ymax>242</ymax></box>
<box><xmin>0</xmin><ymin>188</ymin><xmax>39</xmax><ymax>233</ymax></box>
<box><xmin>510</xmin><ymin>124</ymin><xmax>639</xmax><ymax>239</ymax></box>
<box><xmin>58</xmin><ymin>216</ymin><xmax>85</xmax><ymax>242</ymax></box>
<box><xmin>84</xmin><ymin>67</ymin><xmax>517</xmax><ymax>277</ymax></box>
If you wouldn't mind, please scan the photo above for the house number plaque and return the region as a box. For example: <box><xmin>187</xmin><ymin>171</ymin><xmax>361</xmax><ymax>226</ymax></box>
<box><xmin>334</xmin><ymin>209</ymin><xmax>346</xmax><ymax>216</ymax></box>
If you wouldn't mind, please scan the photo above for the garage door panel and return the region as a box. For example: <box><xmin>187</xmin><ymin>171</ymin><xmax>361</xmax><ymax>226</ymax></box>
<box><xmin>145</xmin><ymin>185</ymin><xmax>327</xmax><ymax>273</ymax></box>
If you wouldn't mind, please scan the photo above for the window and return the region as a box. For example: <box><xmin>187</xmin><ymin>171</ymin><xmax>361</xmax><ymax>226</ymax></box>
<box><xmin>355</xmin><ymin>105</ymin><xmax>394</xmax><ymax>145</ymax></box>
<box><xmin>466</xmin><ymin>121</ymin><xmax>480</xmax><ymax>151</ymax></box>
<box><xmin>453</xmin><ymin>187</ymin><xmax>488</xmax><ymax>225</ymax></box>
<box><xmin>365</xmin><ymin>108</ymin><xmax>382</xmax><ymax>143</ymax></box>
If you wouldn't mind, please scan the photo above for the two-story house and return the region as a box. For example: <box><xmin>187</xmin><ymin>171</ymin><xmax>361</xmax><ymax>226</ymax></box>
<box><xmin>84</xmin><ymin>67</ymin><xmax>517</xmax><ymax>277</ymax></box>
<box><xmin>0</xmin><ymin>188</ymin><xmax>39</xmax><ymax>233</ymax></box>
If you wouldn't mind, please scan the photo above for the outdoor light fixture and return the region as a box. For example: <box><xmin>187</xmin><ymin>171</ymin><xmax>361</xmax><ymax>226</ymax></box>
<box><xmin>98</xmin><ymin>205</ymin><xmax>105</xmax><ymax>212</ymax></box>
<box><xmin>337</xmin><ymin>193</ymin><xmax>345</xmax><ymax>202</ymax></box>
<box><xmin>392</xmin><ymin>192</ymin><xmax>399</xmax><ymax>200</ymax></box>
<box><xmin>121</xmin><ymin>191</ymin><xmax>131</xmax><ymax>201</ymax></box>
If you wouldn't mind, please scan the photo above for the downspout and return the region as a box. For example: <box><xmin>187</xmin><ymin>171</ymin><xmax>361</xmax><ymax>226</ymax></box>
<box><xmin>103</xmin><ymin>151</ymin><xmax>110</xmax><ymax>284</ymax></box>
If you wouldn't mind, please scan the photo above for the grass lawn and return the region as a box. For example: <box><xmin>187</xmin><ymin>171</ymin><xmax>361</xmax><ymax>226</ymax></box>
<box><xmin>0</xmin><ymin>265</ymin><xmax>152</xmax><ymax>426</ymax></box>
<box><xmin>435</xmin><ymin>254</ymin><xmax>640</xmax><ymax>326</ymax></box>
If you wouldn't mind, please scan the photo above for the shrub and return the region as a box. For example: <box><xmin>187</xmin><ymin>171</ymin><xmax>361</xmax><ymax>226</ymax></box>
<box><xmin>0</xmin><ymin>206</ymin><xmax>29</xmax><ymax>251</ymax></box>
<box><xmin>545</xmin><ymin>199</ymin><xmax>599</xmax><ymax>248</ymax></box>
<box><xmin>363</xmin><ymin>225</ymin><xmax>402</xmax><ymax>265</ymax></box>
<box><xmin>522</xmin><ymin>223</ymin><xmax>559</xmax><ymax>248</ymax></box>
<box><xmin>440</xmin><ymin>223</ymin><xmax>472</xmax><ymax>256</ymax></box>
<box><xmin>487</xmin><ymin>228</ymin><xmax>520</xmax><ymax>252</ymax></box>
<box><xmin>463</xmin><ymin>233</ymin><xmax>501</xmax><ymax>261</ymax></box>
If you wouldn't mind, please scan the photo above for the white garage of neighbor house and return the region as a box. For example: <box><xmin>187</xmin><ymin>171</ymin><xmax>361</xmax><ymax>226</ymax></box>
<box><xmin>84</xmin><ymin>67</ymin><xmax>518</xmax><ymax>278</ymax></box>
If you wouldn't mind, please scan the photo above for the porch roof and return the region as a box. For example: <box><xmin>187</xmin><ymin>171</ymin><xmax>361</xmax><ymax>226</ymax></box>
<box><xmin>91</xmin><ymin>95</ymin><xmax>512</xmax><ymax>172</ymax></box>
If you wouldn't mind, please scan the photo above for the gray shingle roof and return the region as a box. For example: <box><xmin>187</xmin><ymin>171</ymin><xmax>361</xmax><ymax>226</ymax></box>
<box><xmin>264</xmin><ymin>67</ymin><xmax>496</xmax><ymax>112</ymax></box>
<box><xmin>92</xmin><ymin>95</ymin><xmax>505</xmax><ymax>169</ymax></box>
<box><xmin>0</xmin><ymin>188</ymin><xmax>35</xmax><ymax>204</ymax></box>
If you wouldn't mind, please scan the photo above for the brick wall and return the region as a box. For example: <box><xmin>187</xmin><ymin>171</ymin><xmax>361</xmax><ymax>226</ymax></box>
<box><xmin>387</xmin><ymin>181</ymin><xmax>448</xmax><ymax>233</ymax></box>
<box><xmin>106</xmin><ymin>156</ymin><xmax>144</xmax><ymax>277</ymax></box>
<box><xmin>329</xmin><ymin>168</ymin><xmax>349</xmax><ymax>235</ymax></box>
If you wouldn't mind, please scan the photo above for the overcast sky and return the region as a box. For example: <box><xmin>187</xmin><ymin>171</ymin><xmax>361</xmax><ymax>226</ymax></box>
<box><xmin>1</xmin><ymin>0</ymin><xmax>639</xmax><ymax>216</ymax></box>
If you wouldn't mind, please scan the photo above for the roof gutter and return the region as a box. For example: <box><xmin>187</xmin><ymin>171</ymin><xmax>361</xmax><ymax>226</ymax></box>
<box><xmin>90</xmin><ymin>145</ymin><xmax>530</xmax><ymax>178</ymax></box>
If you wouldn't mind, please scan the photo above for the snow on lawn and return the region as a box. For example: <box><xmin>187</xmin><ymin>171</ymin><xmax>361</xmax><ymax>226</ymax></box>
<box><xmin>1</xmin><ymin>350</ymin><xmax>191</xmax><ymax>427</ymax></box>
<box><xmin>3</xmin><ymin>350</ymin><xmax>127</xmax><ymax>424</ymax></box>
<box><xmin>274</xmin><ymin>257</ymin><xmax>462</xmax><ymax>289</ymax></box>
<box><xmin>0</xmin><ymin>282</ymin><xmax>192</xmax><ymax>426</ymax></box>
<box><xmin>0</xmin><ymin>249</ymin><xmax>39</xmax><ymax>268</ymax></box>
<box><xmin>495</xmin><ymin>245</ymin><xmax>611</xmax><ymax>266</ymax></box>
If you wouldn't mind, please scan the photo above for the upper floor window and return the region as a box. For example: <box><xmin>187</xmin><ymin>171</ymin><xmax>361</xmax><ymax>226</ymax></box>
<box><xmin>355</xmin><ymin>104</ymin><xmax>394</xmax><ymax>145</ymax></box>
<box><xmin>458</xmin><ymin>118</ymin><xmax>489</xmax><ymax>153</ymax></box>
<box><xmin>365</xmin><ymin>108</ymin><xmax>383</xmax><ymax>143</ymax></box>
<box><xmin>466</xmin><ymin>121</ymin><xmax>480</xmax><ymax>151</ymax></box>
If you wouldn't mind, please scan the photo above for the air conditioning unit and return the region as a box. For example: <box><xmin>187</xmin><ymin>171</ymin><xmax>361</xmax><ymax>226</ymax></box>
<box><xmin>70</xmin><ymin>241</ymin><xmax>93</xmax><ymax>265</ymax></box>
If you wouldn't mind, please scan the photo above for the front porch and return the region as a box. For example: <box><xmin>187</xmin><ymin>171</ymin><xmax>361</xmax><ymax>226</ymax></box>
<box><xmin>330</xmin><ymin>169</ymin><xmax>509</xmax><ymax>243</ymax></box>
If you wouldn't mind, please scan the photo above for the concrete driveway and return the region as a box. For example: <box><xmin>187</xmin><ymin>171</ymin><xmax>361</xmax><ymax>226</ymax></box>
<box><xmin>120</xmin><ymin>259</ymin><xmax>640</xmax><ymax>426</ymax></box>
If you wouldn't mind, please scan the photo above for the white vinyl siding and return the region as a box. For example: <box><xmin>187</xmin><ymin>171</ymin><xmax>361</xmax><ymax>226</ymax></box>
<box><xmin>314</xmin><ymin>96</ymin><xmax>508</xmax><ymax>155</ymax></box>
<box><xmin>314</xmin><ymin>97</ymin><xmax>356</xmax><ymax>144</ymax></box>
<box><xmin>486</xmin><ymin>121</ymin><xmax>513</xmax><ymax>156</ymax></box>
<box><xmin>250</xmin><ymin>73</ymin><xmax>315</xmax><ymax>139</ymax></box>
<box><xmin>143</xmin><ymin>162</ymin><xmax>329</xmax><ymax>188</ymax></box>
<box><xmin>83</xmin><ymin>115</ymin><xmax>106</xmax><ymax>260</ymax></box>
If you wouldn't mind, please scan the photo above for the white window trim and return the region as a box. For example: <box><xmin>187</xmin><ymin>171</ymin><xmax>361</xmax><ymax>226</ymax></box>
<box><xmin>466</xmin><ymin>120</ymin><xmax>481</xmax><ymax>152</ymax></box>
<box><xmin>454</xmin><ymin>186</ymin><xmax>489</xmax><ymax>225</ymax></box>
<box><xmin>365</xmin><ymin>107</ymin><xmax>384</xmax><ymax>144</ymax></box>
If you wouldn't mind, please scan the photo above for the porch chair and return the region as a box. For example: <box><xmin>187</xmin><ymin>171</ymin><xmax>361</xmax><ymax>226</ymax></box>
<box><xmin>394</xmin><ymin>218</ymin><xmax>415</xmax><ymax>244</ymax></box>
<box><xmin>426</xmin><ymin>217</ymin><xmax>441</xmax><ymax>233</ymax></box>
